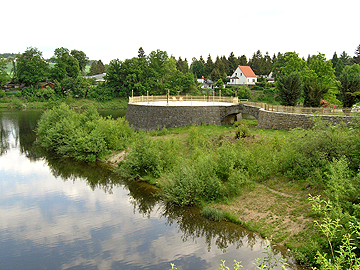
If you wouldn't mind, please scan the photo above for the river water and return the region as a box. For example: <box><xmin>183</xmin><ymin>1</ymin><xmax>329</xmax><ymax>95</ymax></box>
<box><xmin>0</xmin><ymin>110</ymin><xmax>300</xmax><ymax>270</ymax></box>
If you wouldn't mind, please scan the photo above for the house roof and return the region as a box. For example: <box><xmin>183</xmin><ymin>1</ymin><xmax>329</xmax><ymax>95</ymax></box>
<box><xmin>238</xmin><ymin>66</ymin><xmax>257</xmax><ymax>77</ymax></box>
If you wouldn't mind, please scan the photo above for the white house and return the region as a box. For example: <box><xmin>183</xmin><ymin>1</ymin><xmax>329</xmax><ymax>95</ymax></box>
<box><xmin>228</xmin><ymin>66</ymin><xmax>257</xmax><ymax>86</ymax></box>
<box><xmin>197</xmin><ymin>76</ymin><xmax>214</xmax><ymax>89</ymax></box>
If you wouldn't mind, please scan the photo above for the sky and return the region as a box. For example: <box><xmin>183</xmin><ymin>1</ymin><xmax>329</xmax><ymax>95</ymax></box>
<box><xmin>2</xmin><ymin>0</ymin><xmax>359</xmax><ymax>64</ymax></box>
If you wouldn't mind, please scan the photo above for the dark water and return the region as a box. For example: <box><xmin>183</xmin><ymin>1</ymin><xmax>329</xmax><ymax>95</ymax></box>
<box><xmin>0</xmin><ymin>110</ymin><xmax>300</xmax><ymax>270</ymax></box>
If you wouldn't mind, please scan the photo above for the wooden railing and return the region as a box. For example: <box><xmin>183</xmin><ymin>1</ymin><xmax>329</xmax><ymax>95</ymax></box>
<box><xmin>129</xmin><ymin>95</ymin><xmax>244</xmax><ymax>104</ymax></box>
<box><xmin>241</xmin><ymin>101</ymin><xmax>357</xmax><ymax>116</ymax></box>
<box><xmin>129</xmin><ymin>95</ymin><xmax>358</xmax><ymax>116</ymax></box>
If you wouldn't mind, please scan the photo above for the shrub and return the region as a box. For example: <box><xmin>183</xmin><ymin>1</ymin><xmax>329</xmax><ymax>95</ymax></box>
<box><xmin>87</xmin><ymin>84</ymin><xmax>115</xmax><ymax>101</ymax></box>
<box><xmin>235</xmin><ymin>123</ymin><xmax>251</xmax><ymax>139</ymax></box>
<box><xmin>36</xmin><ymin>103</ymin><xmax>134</xmax><ymax>161</ymax></box>
<box><xmin>278</xmin><ymin>119</ymin><xmax>357</xmax><ymax>183</ymax></box>
<box><xmin>163</xmin><ymin>153</ymin><xmax>222</xmax><ymax>206</ymax></box>
<box><xmin>121</xmin><ymin>135</ymin><xmax>181</xmax><ymax>180</ymax></box>
<box><xmin>202</xmin><ymin>206</ymin><xmax>224</xmax><ymax>221</ymax></box>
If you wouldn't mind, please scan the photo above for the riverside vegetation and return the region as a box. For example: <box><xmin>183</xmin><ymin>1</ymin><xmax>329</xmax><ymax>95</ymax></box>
<box><xmin>35</xmin><ymin>104</ymin><xmax>360</xmax><ymax>269</ymax></box>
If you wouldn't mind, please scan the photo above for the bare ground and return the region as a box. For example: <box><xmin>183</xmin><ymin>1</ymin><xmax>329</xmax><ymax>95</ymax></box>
<box><xmin>216</xmin><ymin>183</ymin><xmax>314</xmax><ymax>245</ymax></box>
<box><xmin>106</xmin><ymin>150</ymin><xmax>126</xmax><ymax>166</ymax></box>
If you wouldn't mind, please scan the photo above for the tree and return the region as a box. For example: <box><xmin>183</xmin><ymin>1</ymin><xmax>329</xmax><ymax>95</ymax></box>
<box><xmin>280</xmin><ymin>52</ymin><xmax>307</xmax><ymax>76</ymax></box>
<box><xmin>332</xmin><ymin>52</ymin><xmax>344</xmax><ymax>78</ymax></box>
<box><xmin>50</xmin><ymin>47</ymin><xmax>80</xmax><ymax>82</ymax></box>
<box><xmin>88</xmin><ymin>60</ymin><xmax>105</xmax><ymax>76</ymax></box>
<box><xmin>339</xmin><ymin>64</ymin><xmax>360</xmax><ymax>108</ymax></box>
<box><xmin>303</xmin><ymin>53</ymin><xmax>337</xmax><ymax>107</ymax></box>
<box><xmin>212</xmin><ymin>56</ymin><xmax>227</xmax><ymax>80</ymax></box>
<box><xmin>263</xmin><ymin>52</ymin><xmax>273</xmax><ymax>76</ymax></box>
<box><xmin>176</xmin><ymin>57</ymin><xmax>189</xmax><ymax>74</ymax></box>
<box><xmin>6</xmin><ymin>55</ymin><xmax>18</xmax><ymax>81</ymax></box>
<box><xmin>277</xmin><ymin>72</ymin><xmax>302</xmax><ymax>106</ymax></box>
<box><xmin>214</xmin><ymin>79</ymin><xmax>224</xmax><ymax>90</ymax></box>
<box><xmin>70</xmin><ymin>49</ymin><xmax>89</xmax><ymax>74</ymax></box>
<box><xmin>228</xmin><ymin>52</ymin><xmax>237</xmax><ymax>73</ymax></box>
<box><xmin>237</xmin><ymin>55</ymin><xmax>247</xmax><ymax>66</ymax></box>
<box><xmin>339</xmin><ymin>51</ymin><xmax>353</xmax><ymax>66</ymax></box>
<box><xmin>138</xmin><ymin>47</ymin><xmax>146</xmax><ymax>59</ymax></box>
<box><xmin>104</xmin><ymin>58</ymin><xmax>123</xmax><ymax>96</ymax></box>
<box><xmin>16</xmin><ymin>47</ymin><xmax>49</xmax><ymax>86</ymax></box>
<box><xmin>0</xmin><ymin>57</ymin><xmax>10</xmax><ymax>87</ymax></box>
<box><xmin>353</xmin><ymin>44</ymin><xmax>360</xmax><ymax>64</ymax></box>
<box><xmin>190</xmin><ymin>58</ymin><xmax>204</xmax><ymax>79</ymax></box>
<box><xmin>204</xmin><ymin>54</ymin><xmax>214</xmax><ymax>78</ymax></box>
<box><xmin>249</xmin><ymin>50</ymin><xmax>264</xmax><ymax>75</ymax></box>
<box><xmin>148</xmin><ymin>49</ymin><xmax>169</xmax><ymax>95</ymax></box>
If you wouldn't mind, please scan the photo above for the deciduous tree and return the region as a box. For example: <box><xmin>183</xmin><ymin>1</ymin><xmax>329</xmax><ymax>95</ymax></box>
<box><xmin>339</xmin><ymin>64</ymin><xmax>360</xmax><ymax>108</ymax></box>
<box><xmin>16</xmin><ymin>47</ymin><xmax>49</xmax><ymax>86</ymax></box>
<box><xmin>303</xmin><ymin>53</ymin><xmax>337</xmax><ymax>107</ymax></box>
<box><xmin>0</xmin><ymin>57</ymin><xmax>10</xmax><ymax>87</ymax></box>
<box><xmin>50</xmin><ymin>47</ymin><xmax>80</xmax><ymax>82</ymax></box>
<box><xmin>70</xmin><ymin>49</ymin><xmax>89</xmax><ymax>74</ymax></box>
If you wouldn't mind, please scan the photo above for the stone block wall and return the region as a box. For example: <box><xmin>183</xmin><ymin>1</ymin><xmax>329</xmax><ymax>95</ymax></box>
<box><xmin>257</xmin><ymin>109</ymin><xmax>354</xmax><ymax>130</ymax></box>
<box><xmin>125</xmin><ymin>103</ymin><xmax>355</xmax><ymax>131</ymax></box>
<box><xmin>125</xmin><ymin>104</ymin><xmax>228</xmax><ymax>130</ymax></box>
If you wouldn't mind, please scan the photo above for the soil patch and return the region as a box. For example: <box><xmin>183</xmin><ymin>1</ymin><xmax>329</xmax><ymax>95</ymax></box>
<box><xmin>217</xmin><ymin>183</ymin><xmax>314</xmax><ymax>245</ymax></box>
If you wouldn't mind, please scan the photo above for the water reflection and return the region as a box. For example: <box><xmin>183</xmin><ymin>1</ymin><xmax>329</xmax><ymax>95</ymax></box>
<box><xmin>0</xmin><ymin>110</ymin><xmax>299</xmax><ymax>270</ymax></box>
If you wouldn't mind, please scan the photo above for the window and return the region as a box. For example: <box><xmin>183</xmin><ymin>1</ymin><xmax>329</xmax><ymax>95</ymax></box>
<box><xmin>240</xmin><ymin>73</ymin><xmax>242</xmax><ymax>76</ymax></box>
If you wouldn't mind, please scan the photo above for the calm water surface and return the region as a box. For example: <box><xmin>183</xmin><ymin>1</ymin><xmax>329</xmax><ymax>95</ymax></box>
<box><xmin>0</xmin><ymin>110</ymin><xmax>299</xmax><ymax>270</ymax></box>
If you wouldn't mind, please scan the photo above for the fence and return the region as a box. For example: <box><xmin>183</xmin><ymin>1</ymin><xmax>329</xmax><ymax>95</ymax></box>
<box><xmin>241</xmin><ymin>101</ymin><xmax>358</xmax><ymax>116</ymax></box>
<box><xmin>129</xmin><ymin>95</ymin><xmax>244</xmax><ymax>105</ymax></box>
<box><xmin>128</xmin><ymin>95</ymin><xmax>358</xmax><ymax>116</ymax></box>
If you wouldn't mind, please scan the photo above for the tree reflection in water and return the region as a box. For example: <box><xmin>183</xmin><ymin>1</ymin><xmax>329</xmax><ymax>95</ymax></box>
<box><xmin>42</xmin><ymin>150</ymin><xmax>270</xmax><ymax>256</ymax></box>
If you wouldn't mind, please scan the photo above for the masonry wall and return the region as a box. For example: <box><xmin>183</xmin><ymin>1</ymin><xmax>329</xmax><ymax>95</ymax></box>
<box><xmin>257</xmin><ymin>108</ymin><xmax>354</xmax><ymax>129</ymax></box>
<box><xmin>126</xmin><ymin>104</ymin><xmax>230</xmax><ymax>131</ymax></box>
<box><xmin>125</xmin><ymin>103</ymin><xmax>354</xmax><ymax>131</ymax></box>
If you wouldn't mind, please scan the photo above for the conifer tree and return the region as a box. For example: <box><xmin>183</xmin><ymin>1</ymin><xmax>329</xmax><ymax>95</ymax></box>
<box><xmin>204</xmin><ymin>54</ymin><xmax>214</xmax><ymax>78</ymax></box>
<box><xmin>353</xmin><ymin>44</ymin><xmax>360</xmax><ymax>64</ymax></box>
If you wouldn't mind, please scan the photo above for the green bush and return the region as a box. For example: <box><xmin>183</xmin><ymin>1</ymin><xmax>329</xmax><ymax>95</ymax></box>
<box><xmin>36</xmin><ymin>103</ymin><xmax>134</xmax><ymax>161</ymax></box>
<box><xmin>87</xmin><ymin>84</ymin><xmax>115</xmax><ymax>101</ymax></box>
<box><xmin>120</xmin><ymin>135</ymin><xmax>181</xmax><ymax>180</ymax></box>
<box><xmin>278</xmin><ymin>119</ymin><xmax>358</xmax><ymax>183</ymax></box>
<box><xmin>202</xmin><ymin>206</ymin><xmax>224</xmax><ymax>221</ymax></box>
<box><xmin>23</xmin><ymin>86</ymin><xmax>56</xmax><ymax>101</ymax></box>
<box><xmin>163</xmin><ymin>153</ymin><xmax>222</xmax><ymax>206</ymax></box>
<box><xmin>235</xmin><ymin>124</ymin><xmax>251</xmax><ymax>139</ymax></box>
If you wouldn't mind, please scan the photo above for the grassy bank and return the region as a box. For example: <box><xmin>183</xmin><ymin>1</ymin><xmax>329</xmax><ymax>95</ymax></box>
<box><xmin>114</xmin><ymin>117</ymin><xmax>360</xmax><ymax>268</ymax></box>
<box><xmin>33</xmin><ymin>104</ymin><xmax>360</xmax><ymax>268</ymax></box>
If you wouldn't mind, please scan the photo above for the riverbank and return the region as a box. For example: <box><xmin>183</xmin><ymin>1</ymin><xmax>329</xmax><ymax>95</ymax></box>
<box><xmin>0</xmin><ymin>97</ymin><xmax>128</xmax><ymax>110</ymax></box>
<box><xmin>32</xmin><ymin>103</ymin><xmax>360</xmax><ymax>268</ymax></box>
<box><xmin>106</xmin><ymin>123</ymin><xmax>323</xmax><ymax>267</ymax></box>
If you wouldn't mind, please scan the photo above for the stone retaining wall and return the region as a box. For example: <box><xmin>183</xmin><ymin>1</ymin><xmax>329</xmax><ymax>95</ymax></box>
<box><xmin>256</xmin><ymin>107</ymin><xmax>354</xmax><ymax>129</ymax></box>
<box><xmin>125</xmin><ymin>103</ymin><xmax>355</xmax><ymax>131</ymax></box>
<box><xmin>125</xmin><ymin>103</ymin><xmax>232</xmax><ymax>130</ymax></box>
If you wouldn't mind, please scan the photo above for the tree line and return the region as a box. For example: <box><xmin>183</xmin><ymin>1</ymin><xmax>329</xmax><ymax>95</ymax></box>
<box><xmin>0</xmin><ymin>45</ymin><xmax>360</xmax><ymax>107</ymax></box>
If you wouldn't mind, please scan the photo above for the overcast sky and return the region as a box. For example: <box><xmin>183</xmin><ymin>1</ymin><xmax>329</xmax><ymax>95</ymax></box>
<box><xmin>2</xmin><ymin>0</ymin><xmax>358</xmax><ymax>64</ymax></box>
